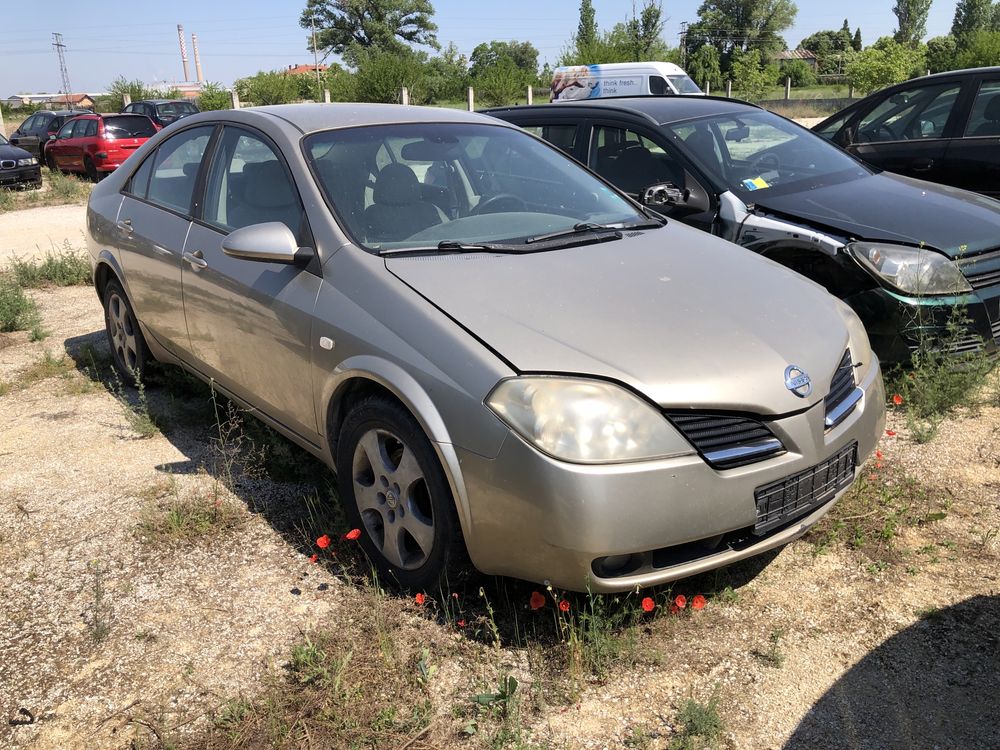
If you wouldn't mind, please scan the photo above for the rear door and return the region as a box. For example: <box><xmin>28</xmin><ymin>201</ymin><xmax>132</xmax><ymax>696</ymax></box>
<box><xmin>115</xmin><ymin>125</ymin><xmax>215</xmax><ymax>355</ymax></box>
<box><xmin>940</xmin><ymin>76</ymin><xmax>1000</xmax><ymax>197</ymax></box>
<box><xmin>845</xmin><ymin>80</ymin><xmax>965</xmax><ymax>183</ymax></box>
<box><xmin>180</xmin><ymin>125</ymin><xmax>321</xmax><ymax>439</ymax></box>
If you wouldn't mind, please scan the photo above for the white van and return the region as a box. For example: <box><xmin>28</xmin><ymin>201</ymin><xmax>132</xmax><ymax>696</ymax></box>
<box><xmin>550</xmin><ymin>62</ymin><xmax>703</xmax><ymax>102</ymax></box>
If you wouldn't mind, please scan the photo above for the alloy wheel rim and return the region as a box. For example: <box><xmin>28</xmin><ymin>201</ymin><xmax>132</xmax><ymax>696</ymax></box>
<box><xmin>108</xmin><ymin>293</ymin><xmax>138</xmax><ymax>374</ymax></box>
<box><xmin>352</xmin><ymin>428</ymin><xmax>435</xmax><ymax>570</ymax></box>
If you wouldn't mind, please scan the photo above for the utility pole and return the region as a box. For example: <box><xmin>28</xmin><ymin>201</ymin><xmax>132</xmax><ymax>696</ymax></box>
<box><xmin>679</xmin><ymin>22</ymin><xmax>688</xmax><ymax>68</ymax></box>
<box><xmin>311</xmin><ymin>18</ymin><xmax>322</xmax><ymax>99</ymax></box>
<box><xmin>52</xmin><ymin>33</ymin><xmax>73</xmax><ymax>107</ymax></box>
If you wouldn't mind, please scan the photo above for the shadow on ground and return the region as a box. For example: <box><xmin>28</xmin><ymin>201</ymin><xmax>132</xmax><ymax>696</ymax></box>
<box><xmin>784</xmin><ymin>594</ymin><xmax>1000</xmax><ymax>750</ymax></box>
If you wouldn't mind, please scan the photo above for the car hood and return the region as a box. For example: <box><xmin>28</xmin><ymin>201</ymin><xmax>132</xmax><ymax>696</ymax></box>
<box><xmin>755</xmin><ymin>172</ymin><xmax>1000</xmax><ymax>258</ymax></box>
<box><xmin>386</xmin><ymin>224</ymin><xmax>853</xmax><ymax>415</ymax></box>
<box><xmin>0</xmin><ymin>143</ymin><xmax>33</xmax><ymax>161</ymax></box>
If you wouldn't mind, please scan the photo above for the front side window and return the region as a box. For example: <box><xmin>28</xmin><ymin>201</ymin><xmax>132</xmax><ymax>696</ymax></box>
<box><xmin>20</xmin><ymin>115</ymin><xmax>39</xmax><ymax>132</ymax></box>
<box><xmin>590</xmin><ymin>125</ymin><xmax>684</xmax><ymax>196</ymax></box>
<box><xmin>202</xmin><ymin>128</ymin><xmax>304</xmax><ymax>239</ymax></box>
<box><xmin>668</xmin><ymin>110</ymin><xmax>870</xmax><ymax>200</ymax></box>
<box><xmin>145</xmin><ymin>126</ymin><xmax>213</xmax><ymax>213</ymax></box>
<box><xmin>57</xmin><ymin>121</ymin><xmax>76</xmax><ymax>139</ymax></box>
<box><xmin>305</xmin><ymin>122</ymin><xmax>647</xmax><ymax>251</ymax></box>
<box><xmin>964</xmin><ymin>80</ymin><xmax>1000</xmax><ymax>137</ymax></box>
<box><xmin>857</xmin><ymin>84</ymin><xmax>960</xmax><ymax>142</ymax></box>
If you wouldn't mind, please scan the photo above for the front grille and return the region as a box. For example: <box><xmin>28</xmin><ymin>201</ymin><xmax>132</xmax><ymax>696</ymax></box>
<box><xmin>824</xmin><ymin>350</ymin><xmax>861</xmax><ymax>429</ymax></box>
<box><xmin>906</xmin><ymin>333</ymin><xmax>984</xmax><ymax>355</ymax></box>
<box><xmin>959</xmin><ymin>249</ymin><xmax>1000</xmax><ymax>290</ymax></box>
<box><xmin>993</xmin><ymin>318</ymin><xmax>1000</xmax><ymax>342</ymax></box>
<box><xmin>0</xmin><ymin>160</ymin><xmax>15</xmax><ymax>170</ymax></box>
<box><xmin>666</xmin><ymin>412</ymin><xmax>784</xmax><ymax>469</ymax></box>
<box><xmin>754</xmin><ymin>441</ymin><xmax>857</xmax><ymax>535</ymax></box>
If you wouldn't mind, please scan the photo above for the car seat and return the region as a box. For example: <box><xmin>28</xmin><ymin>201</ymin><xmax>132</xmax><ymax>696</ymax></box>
<box><xmin>972</xmin><ymin>95</ymin><xmax>1000</xmax><ymax>137</ymax></box>
<box><xmin>364</xmin><ymin>163</ymin><xmax>446</xmax><ymax>242</ymax></box>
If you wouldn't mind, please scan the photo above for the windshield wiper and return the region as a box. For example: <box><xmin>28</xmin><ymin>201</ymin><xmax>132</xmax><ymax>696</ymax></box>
<box><xmin>379</xmin><ymin>240</ymin><xmax>522</xmax><ymax>256</ymax></box>
<box><xmin>524</xmin><ymin>222</ymin><xmax>623</xmax><ymax>245</ymax></box>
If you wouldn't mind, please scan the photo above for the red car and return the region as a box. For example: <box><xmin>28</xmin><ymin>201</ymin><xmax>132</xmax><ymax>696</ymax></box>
<box><xmin>45</xmin><ymin>114</ymin><xmax>157</xmax><ymax>181</ymax></box>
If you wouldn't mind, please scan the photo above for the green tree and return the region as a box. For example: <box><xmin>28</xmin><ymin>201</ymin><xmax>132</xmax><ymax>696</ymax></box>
<box><xmin>925</xmin><ymin>34</ymin><xmax>957</xmax><ymax>72</ymax></box>
<box><xmin>853</xmin><ymin>27</ymin><xmax>863</xmax><ymax>51</ymax></box>
<box><xmin>951</xmin><ymin>0</ymin><xmax>994</xmax><ymax>41</ymax></box>
<box><xmin>845</xmin><ymin>37</ymin><xmax>924</xmax><ymax>93</ymax></box>
<box><xmin>893</xmin><ymin>0</ymin><xmax>933</xmax><ymax>46</ymax></box>
<box><xmin>560</xmin><ymin>1</ymin><xmax>676</xmax><ymax>64</ymax></box>
<box><xmin>799</xmin><ymin>24</ymin><xmax>854</xmax><ymax>74</ymax></box>
<box><xmin>687</xmin><ymin>0</ymin><xmax>798</xmax><ymax>70</ymax></box>
<box><xmin>953</xmin><ymin>29</ymin><xmax>1000</xmax><ymax>68</ymax></box>
<box><xmin>352</xmin><ymin>47</ymin><xmax>428</xmax><ymax>103</ymax></box>
<box><xmin>469</xmin><ymin>40</ymin><xmax>538</xmax><ymax>80</ymax></box>
<box><xmin>576</xmin><ymin>0</ymin><xmax>598</xmax><ymax>49</ymax></box>
<box><xmin>731</xmin><ymin>48</ymin><xmax>772</xmax><ymax>101</ymax></box>
<box><xmin>476</xmin><ymin>57</ymin><xmax>526</xmax><ymax>106</ymax></box>
<box><xmin>300</xmin><ymin>0</ymin><xmax>438</xmax><ymax>64</ymax></box>
<box><xmin>424</xmin><ymin>42</ymin><xmax>469</xmax><ymax>103</ymax></box>
<box><xmin>235</xmin><ymin>70</ymin><xmax>302</xmax><ymax>105</ymax></box>
<box><xmin>197</xmin><ymin>82</ymin><xmax>232</xmax><ymax>111</ymax></box>
<box><xmin>106</xmin><ymin>77</ymin><xmax>154</xmax><ymax>112</ymax></box>
<box><xmin>687</xmin><ymin>44</ymin><xmax>723</xmax><ymax>90</ymax></box>
<box><xmin>780</xmin><ymin>58</ymin><xmax>817</xmax><ymax>86</ymax></box>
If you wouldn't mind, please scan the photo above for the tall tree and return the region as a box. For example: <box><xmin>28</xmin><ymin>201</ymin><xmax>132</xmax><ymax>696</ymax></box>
<box><xmin>469</xmin><ymin>40</ymin><xmax>539</xmax><ymax>79</ymax></box>
<box><xmin>616</xmin><ymin>1</ymin><xmax>669</xmax><ymax>59</ymax></box>
<box><xmin>576</xmin><ymin>0</ymin><xmax>598</xmax><ymax>49</ymax></box>
<box><xmin>892</xmin><ymin>0</ymin><xmax>933</xmax><ymax>46</ymax></box>
<box><xmin>300</xmin><ymin>0</ymin><xmax>438</xmax><ymax>63</ymax></box>
<box><xmin>852</xmin><ymin>27</ymin><xmax>863</xmax><ymax>51</ymax></box>
<box><xmin>952</xmin><ymin>0</ymin><xmax>994</xmax><ymax>41</ymax></box>
<box><xmin>687</xmin><ymin>0</ymin><xmax>798</xmax><ymax>67</ymax></box>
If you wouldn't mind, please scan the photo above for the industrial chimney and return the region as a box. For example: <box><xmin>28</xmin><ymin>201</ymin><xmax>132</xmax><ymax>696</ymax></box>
<box><xmin>177</xmin><ymin>24</ymin><xmax>190</xmax><ymax>82</ymax></box>
<box><xmin>192</xmin><ymin>33</ymin><xmax>204</xmax><ymax>83</ymax></box>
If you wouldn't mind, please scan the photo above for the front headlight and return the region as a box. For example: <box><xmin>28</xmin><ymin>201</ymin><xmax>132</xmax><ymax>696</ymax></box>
<box><xmin>486</xmin><ymin>377</ymin><xmax>693</xmax><ymax>463</ymax></box>
<box><xmin>17</xmin><ymin>157</ymin><xmax>38</xmax><ymax>167</ymax></box>
<box><xmin>848</xmin><ymin>242</ymin><xmax>971</xmax><ymax>295</ymax></box>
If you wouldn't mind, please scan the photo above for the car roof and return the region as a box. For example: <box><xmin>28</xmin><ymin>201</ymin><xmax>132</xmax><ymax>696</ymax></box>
<box><xmin>912</xmin><ymin>66</ymin><xmax>1000</xmax><ymax>81</ymax></box>
<box><xmin>483</xmin><ymin>95</ymin><xmax>763</xmax><ymax>125</ymax></box>
<box><xmin>136</xmin><ymin>99</ymin><xmax>192</xmax><ymax>105</ymax></box>
<box><xmin>34</xmin><ymin>110</ymin><xmax>82</xmax><ymax>117</ymax></box>
<box><xmin>181</xmin><ymin>103</ymin><xmax>514</xmax><ymax>134</ymax></box>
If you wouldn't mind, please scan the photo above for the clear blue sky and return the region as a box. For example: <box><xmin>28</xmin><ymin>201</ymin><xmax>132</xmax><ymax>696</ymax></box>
<box><xmin>1</xmin><ymin>0</ymin><xmax>959</xmax><ymax>95</ymax></box>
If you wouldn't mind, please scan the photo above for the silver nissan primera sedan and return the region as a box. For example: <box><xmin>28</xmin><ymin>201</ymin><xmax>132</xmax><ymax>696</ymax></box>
<box><xmin>86</xmin><ymin>104</ymin><xmax>885</xmax><ymax>592</ymax></box>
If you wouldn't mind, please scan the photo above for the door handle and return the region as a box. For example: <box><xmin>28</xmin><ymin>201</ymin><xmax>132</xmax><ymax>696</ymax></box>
<box><xmin>182</xmin><ymin>250</ymin><xmax>208</xmax><ymax>269</ymax></box>
<box><xmin>116</xmin><ymin>219</ymin><xmax>133</xmax><ymax>235</ymax></box>
<box><xmin>911</xmin><ymin>158</ymin><xmax>934</xmax><ymax>172</ymax></box>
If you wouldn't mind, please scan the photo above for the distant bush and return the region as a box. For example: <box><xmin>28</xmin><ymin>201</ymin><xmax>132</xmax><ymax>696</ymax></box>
<box><xmin>235</xmin><ymin>70</ymin><xmax>301</xmax><ymax>106</ymax></box>
<box><xmin>197</xmin><ymin>82</ymin><xmax>232</xmax><ymax>111</ymax></box>
<box><xmin>780</xmin><ymin>59</ymin><xmax>818</xmax><ymax>87</ymax></box>
<box><xmin>353</xmin><ymin>49</ymin><xmax>427</xmax><ymax>104</ymax></box>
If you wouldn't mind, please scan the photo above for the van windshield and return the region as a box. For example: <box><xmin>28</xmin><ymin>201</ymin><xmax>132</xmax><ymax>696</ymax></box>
<box><xmin>668</xmin><ymin>75</ymin><xmax>703</xmax><ymax>94</ymax></box>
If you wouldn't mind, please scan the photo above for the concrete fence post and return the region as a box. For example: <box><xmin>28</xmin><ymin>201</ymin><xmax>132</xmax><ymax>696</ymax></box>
<box><xmin>0</xmin><ymin>102</ymin><xmax>6</xmax><ymax>139</ymax></box>
<box><xmin>705</xmin><ymin>81</ymin><xmax>710</xmax><ymax>95</ymax></box>
<box><xmin>785</xmin><ymin>77</ymin><xmax>791</xmax><ymax>100</ymax></box>
<box><xmin>725</xmin><ymin>80</ymin><xmax>732</xmax><ymax>98</ymax></box>
<box><xmin>848</xmin><ymin>84</ymin><xmax>855</xmax><ymax>99</ymax></box>
<box><xmin>122</xmin><ymin>93</ymin><xmax>131</xmax><ymax>106</ymax></box>
<box><xmin>323</xmin><ymin>88</ymin><xmax>331</xmax><ymax>103</ymax></box>
<box><xmin>401</xmin><ymin>87</ymin><xmax>409</xmax><ymax>105</ymax></box>
<box><xmin>230</xmin><ymin>89</ymin><xmax>241</xmax><ymax>109</ymax></box>
<box><xmin>467</xmin><ymin>86</ymin><xmax>475</xmax><ymax>111</ymax></box>
<box><xmin>527</xmin><ymin>86</ymin><xmax>533</xmax><ymax>105</ymax></box>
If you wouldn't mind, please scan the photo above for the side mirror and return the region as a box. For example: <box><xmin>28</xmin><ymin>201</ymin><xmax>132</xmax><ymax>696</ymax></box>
<box><xmin>641</xmin><ymin>182</ymin><xmax>687</xmax><ymax>208</ymax></box>
<box><xmin>48</xmin><ymin>134</ymin><xmax>57</xmax><ymax>141</ymax></box>
<box><xmin>221</xmin><ymin>222</ymin><xmax>313</xmax><ymax>265</ymax></box>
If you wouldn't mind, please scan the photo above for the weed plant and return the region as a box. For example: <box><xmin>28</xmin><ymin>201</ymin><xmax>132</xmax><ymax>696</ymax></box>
<box><xmin>11</xmin><ymin>244</ymin><xmax>91</xmax><ymax>287</ymax></box>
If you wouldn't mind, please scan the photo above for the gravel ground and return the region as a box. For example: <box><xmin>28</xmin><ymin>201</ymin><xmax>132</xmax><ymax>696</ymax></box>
<box><xmin>1</xmin><ymin>288</ymin><xmax>998</xmax><ymax>749</ymax></box>
<box><xmin>0</xmin><ymin>204</ymin><xmax>88</xmax><ymax>265</ymax></box>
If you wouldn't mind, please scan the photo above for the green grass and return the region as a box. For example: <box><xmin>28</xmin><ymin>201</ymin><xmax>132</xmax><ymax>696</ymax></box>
<box><xmin>669</xmin><ymin>694</ymin><xmax>725</xmax><ymax>750</ymax></box>
<box><xmin>0</xmin><ymin>278</ymin><xmax>39</xmax><ymax>332</ymax></box>
<box><xmin>0</xmin><ymin>168</ymin><xmax>92</xmax><ymax>213</ymax></box>
<box><xmin>137</xmin><ymin>489</ymin><xmax>242</xmax><ymax>545</ymax></box>
<box><xmin>11</xmin><ymin>244</ymin><xmax>91</xmax><ymax>287</ymax></box>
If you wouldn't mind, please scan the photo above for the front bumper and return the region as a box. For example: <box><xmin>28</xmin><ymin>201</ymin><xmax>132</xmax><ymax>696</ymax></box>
<box><xmin>457</xmin><ymin>361</ymin><xmax>885</xmax><ymax>592</ymax></box>
<box><xmin>0</xmin><ymin>165</ymin><xmax>42</xmax><ymax>188</ymax></box>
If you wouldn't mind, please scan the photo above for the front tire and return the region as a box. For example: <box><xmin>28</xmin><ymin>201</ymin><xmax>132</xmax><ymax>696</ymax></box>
<box><xmin>336</xmin><ymin>396</ymin><xmax>467</xmax><ymax>591</ymax></box>
<box><xmin>103</xmin><ymin>279</ymin><xmax>150</xmax><ymax>381</ymax></box>
<box><xmin>84</xmin><ymin>157</ymin><xmax>100</xmax><ymax>183</ymax></box>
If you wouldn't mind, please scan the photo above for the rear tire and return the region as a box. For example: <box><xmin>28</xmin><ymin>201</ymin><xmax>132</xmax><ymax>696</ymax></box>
<box><xmin>103</xmin><ymin>279</ymin><xmax>150</xmax><ymax>382</ymax></box>
<box><xmin>336</xmin><ymin>395</ymin><xmax>468</xmax><ymax>592</ymax></box>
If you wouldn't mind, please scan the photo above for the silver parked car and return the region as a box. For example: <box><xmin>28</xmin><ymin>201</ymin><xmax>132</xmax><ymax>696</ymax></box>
<box><xmin>86</xmin><ymin>104</ymin><xmax>885</xmax><ymax>592</ymax></box>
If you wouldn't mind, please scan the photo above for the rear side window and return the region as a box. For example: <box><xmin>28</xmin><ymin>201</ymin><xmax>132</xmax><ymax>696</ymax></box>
<box><xmin>81</xmin><ymin>119</ymin><xmax>98</xmax><ymax>137</ymax></box>
<box><xmin>590</xmin><ymin>125</ymin><xmax>684</xmax><ymax>195</ymax></box>
<box><xmin>145</xmin><ymin>126</ymin><xmax>213</xmax><ymax>214</ymax></box>
<box><xmin>103</xmin><ymin>116</ymin><xmax>157</xmax><ymax>139</ymax></box>
<box><xmin>521</xmin><ymin>124</ymin><xmax>578</xmax><ymax>155</ymax></box>
<box><xmin>964</xmin><ymin>80</ymin><xmax>1000</xmax><ymax>137</ymax></box>
<box><xmin>127</xmin><ymin>155</ymin><xmax>155</xmax><ymax>199</ymax></box>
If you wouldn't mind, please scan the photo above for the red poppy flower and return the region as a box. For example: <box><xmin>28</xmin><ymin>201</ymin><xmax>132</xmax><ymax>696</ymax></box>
<box><xmin>457</xmin><ymin>619</ymin><xmax>466</xmax><ymax>628</ymax></box>
<box><xmin>674</xmin><ymin>594</ymin><xmax>687</xmax><ymax>609</ymax></box>
<box><xmin>316</xmin><ymin>534</ymin><xmax>331</xmax><ymax>549</ymax></box>
<box><xmin>669</xmin><ymin>604</ymin><xmax>680</xmax><ymax>614</ymax></box>
<box><xmin>343</xmin><ymin>528</ymin><xmax>361</xmax><ymax>541</ymax></box>
<box><xmin>868</xmin><ymin>472</ymin><xmax>877</xmax><ymax>481</ymax></box>
<box><xmin>559</xmin><ymin>599</ymin><xmax>570</xmax><ymax>613</ymax></box>
<box><xmin>692</xmin><ymin>594</ymin><xmax>707</xmax><ymax>610</ymax></box>
<box><xmin>451</xmin><ymin>592</ymin><xmax>459</xmax><ymax>599</ymax></box>
<box><xmin>875</xmin><ymin>461</ymin><xmax>883</xmax><ymax>469</ymax></box>
<box><xmin>309</xmin><ymin>553</ymin><xmax>318</xmax><ymax>563</ymax></box>
<box><xmin>414</xmin><ymin>592</ymin><xmax>426</xmax><ymax>605</ymax></box>
<box><xmin>892</xmin><ymin>394</ymin><xmax>903</xmax><ymax>406</ymax></box>
<box><xmin>875</xmin><ymin>450</ymin><xmax>883</xmax><ymax>460</ymax></box>
<box><xmin>641</xmin><ymin>596</ymin><xmax>655</xmax><ymax>613</ymax></box>
<box><xmin>529</xmin><ymin>591</ymin><xmax>546</xmax><ymax>610</ymax></box>
<box><xmin>886</xmin><ymin>429</ymin><xmax>897</xmax><ymax>437</ymax></box>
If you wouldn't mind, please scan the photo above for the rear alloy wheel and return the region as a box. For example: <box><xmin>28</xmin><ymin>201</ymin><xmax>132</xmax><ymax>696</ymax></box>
<box><xmin>337</xmin><ymin>396</ymin><xmax>467</xmax><ymax>591</ymax></box>
<box><xmin>84</xmin><ymin>157</ymin><xmax>101</xmax><ymax>183</ymax></box>
<box><xmin>103</xmin><ymin>279</ymin><xmax>150</xmax><ymax>381</ymax></box>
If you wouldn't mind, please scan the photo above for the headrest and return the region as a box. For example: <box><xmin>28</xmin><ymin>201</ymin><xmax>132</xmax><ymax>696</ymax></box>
<box><xmin>243</xmin><ymin>160</ymin><xmax>295</xmax><ymax>208</ymax></box>
<box><xmin>373</xmin><ymin>163</ymin><xmax>421</xmax><ymax>206</ymax></box>
<box><xmin>984</xmin><ymin>94</ymin><xmax>1000</xmax><ymax>122</ymax></box>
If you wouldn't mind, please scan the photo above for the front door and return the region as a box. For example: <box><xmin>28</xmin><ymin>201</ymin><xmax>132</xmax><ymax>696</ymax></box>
<box><xmin>941</xmin><ymin>78</ymin><xmax>1000</xmax><ymax>197</ymax></box>
<box><xmin>181</xmin><ymin>125</ymin><xmax>321</xmax><ymax>440</ymax></box>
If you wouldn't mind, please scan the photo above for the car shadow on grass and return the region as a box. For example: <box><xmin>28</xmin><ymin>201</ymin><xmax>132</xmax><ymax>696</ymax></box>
<box><xmin>784</xmin><ymin>594</ymin><xmax>1000</xmax><ymax>750</ymax></box>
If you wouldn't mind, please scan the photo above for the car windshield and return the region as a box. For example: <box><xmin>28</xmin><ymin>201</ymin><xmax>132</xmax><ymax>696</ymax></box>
<box><xmin>668</xmin><ymin>75</ymin><xmax>703</xmax><ymax>94</ymax></box>
<box><xmin>304</xmin><ymin>122</ymin><xmax>649</xmax><ymax>252</ymax></box>
<box><xmin>666</xmin><ymin>110</ymin><xmax>871</xmax><ymax>200</ymax></box>
<box><xmin>156</xmin><ymin>102</ymin><xmax>197</xmax><ymax>118</ymax></box>
<box><xmin>0</xmin><ymin>133</ymin><xmax>8</xmax><ymax>146</ymax></box>
<box><xmin>104</xmin><ymin>116</ymin><xmax>157</xmax><ymax>139</ymax></box>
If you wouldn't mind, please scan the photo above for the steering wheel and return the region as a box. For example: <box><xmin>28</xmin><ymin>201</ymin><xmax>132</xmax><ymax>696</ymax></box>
<box><xmin>471</xmin><ymin>193</ymin><xmax>527</xmax><ymax>216</ymax></box>
<box><xmin>860</xmin><ymin>123</ymin><xmax>898</xmax><ymax>143</ymax></box>
<box><xmin>750</xmin><ymin>152</ymin><xmax>781</xmax><ymax>173</ymax></box>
